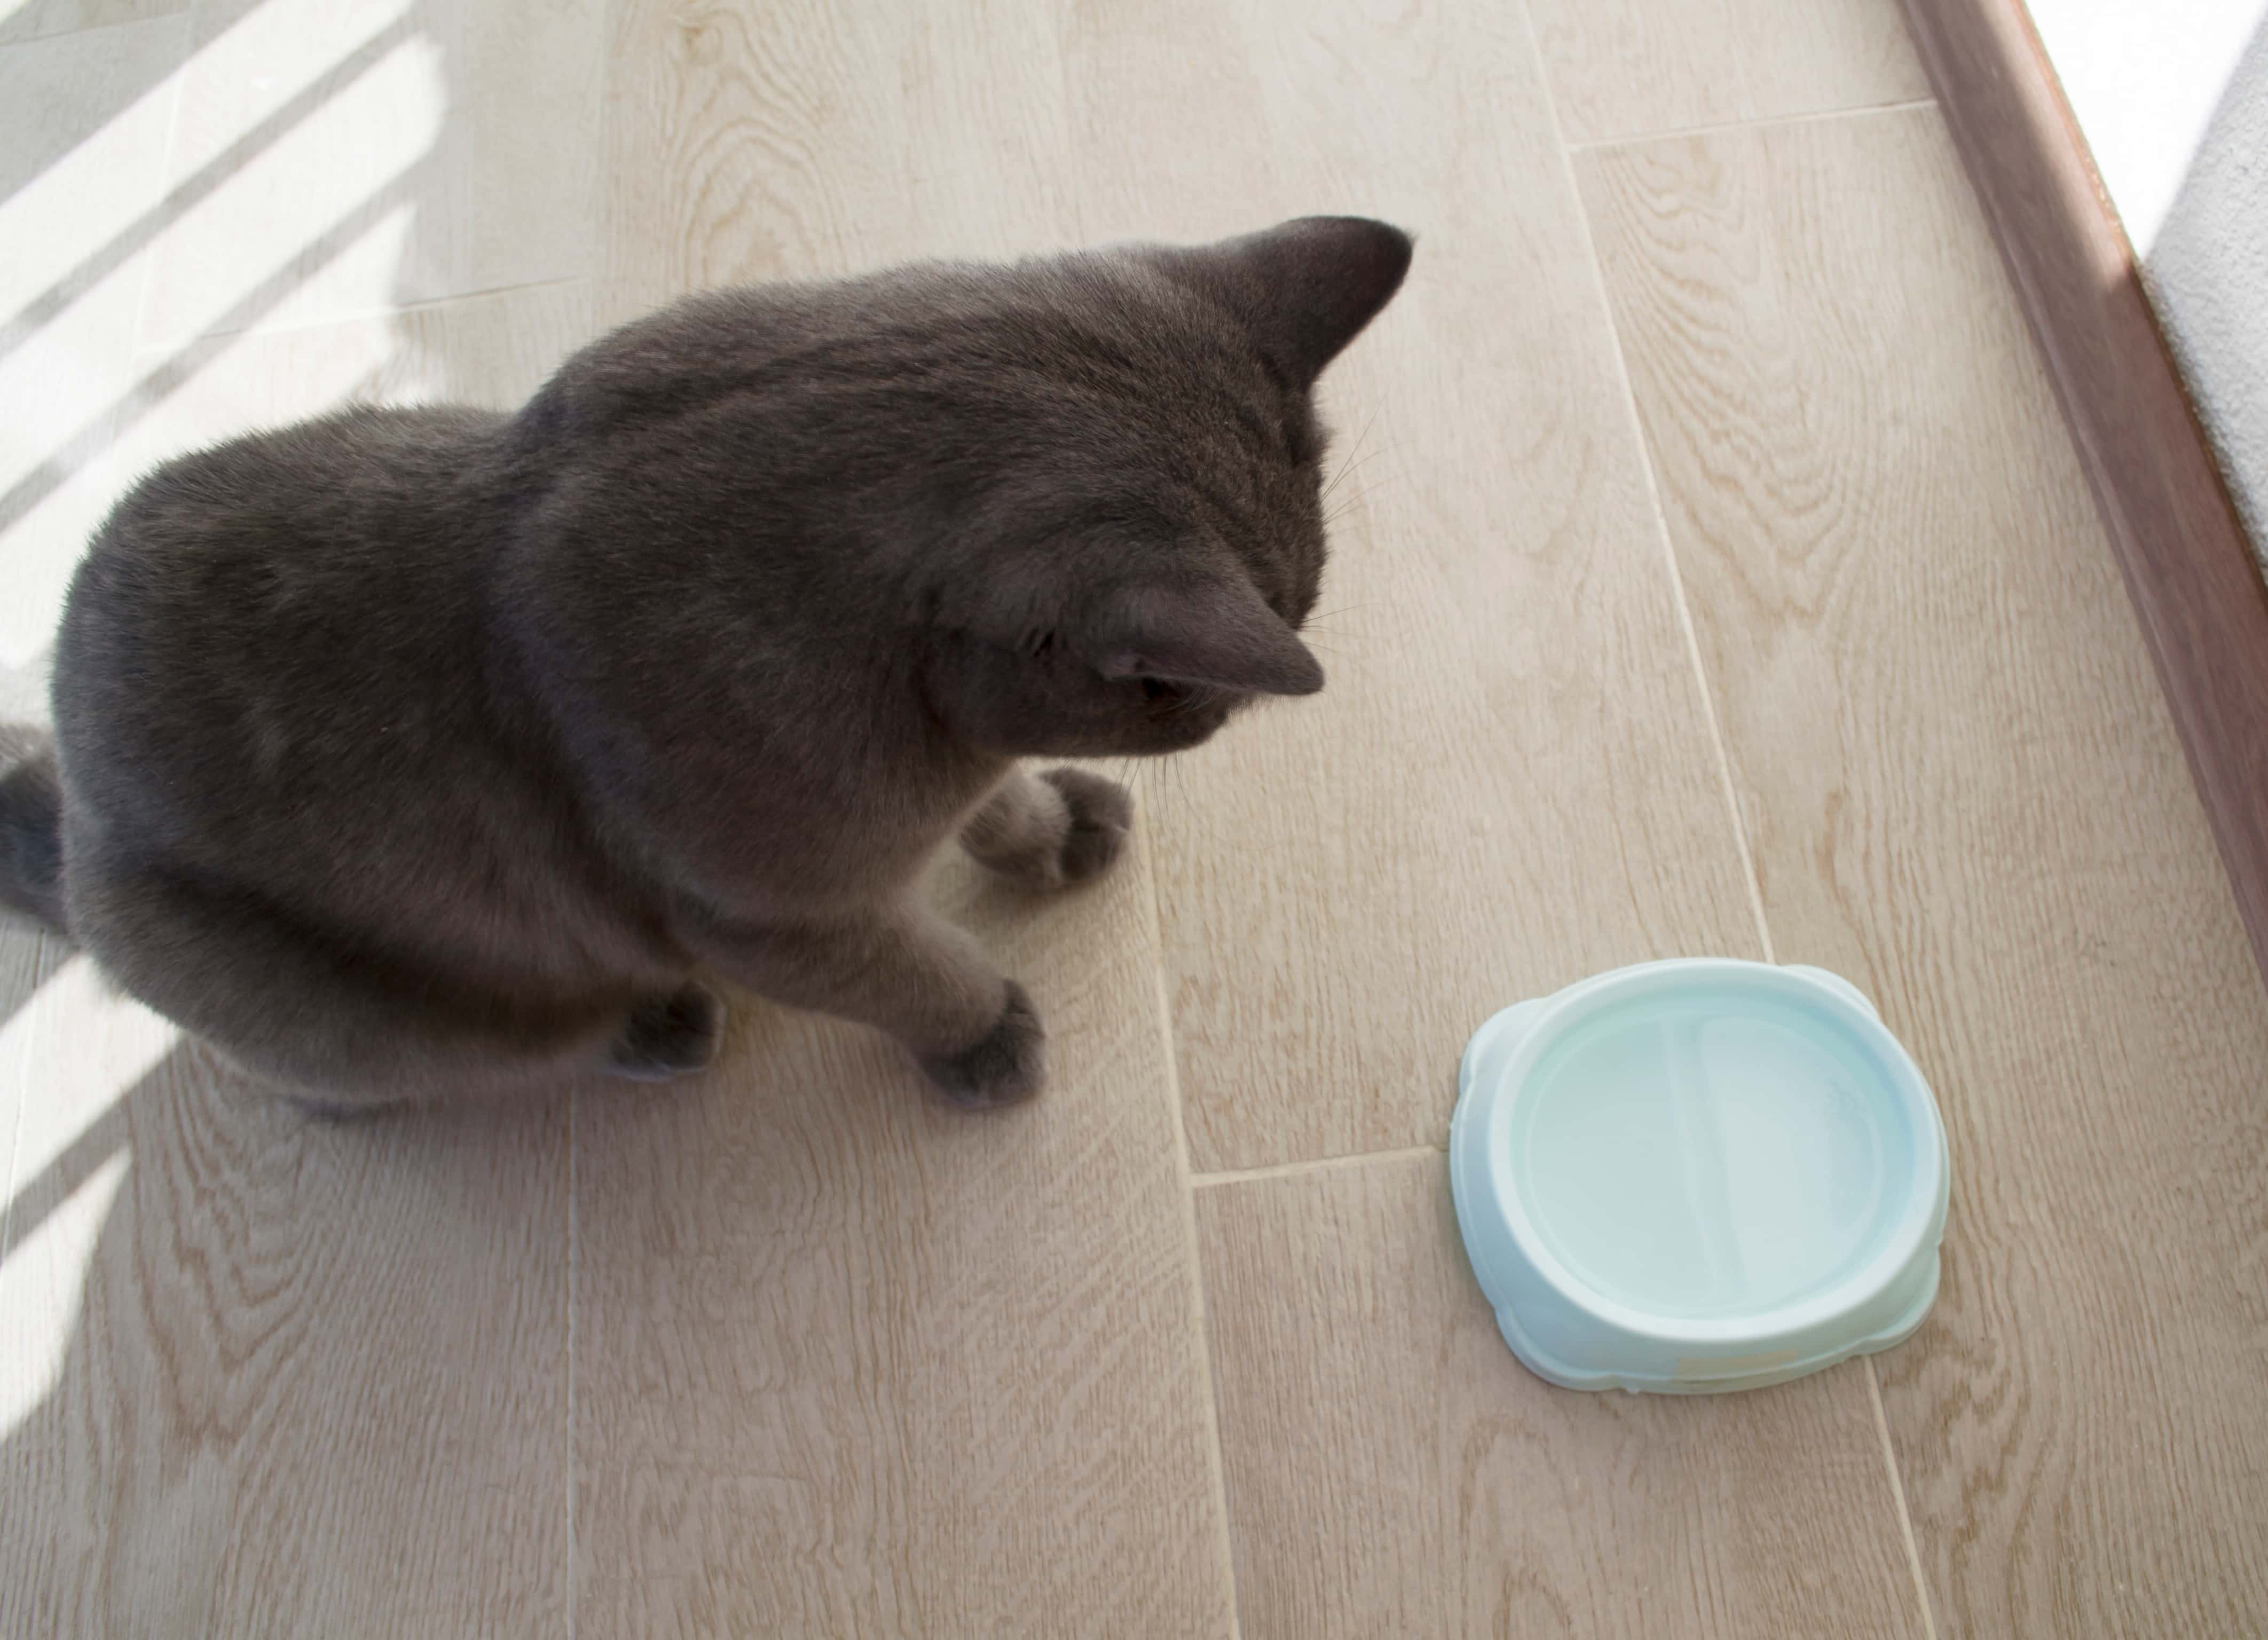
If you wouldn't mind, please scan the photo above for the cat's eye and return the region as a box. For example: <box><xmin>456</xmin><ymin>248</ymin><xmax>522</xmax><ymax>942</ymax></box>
<box><xmin>1140</xmin><ymin>677</ymin><xmax>1170</xmax><ymax>703</ymax></box>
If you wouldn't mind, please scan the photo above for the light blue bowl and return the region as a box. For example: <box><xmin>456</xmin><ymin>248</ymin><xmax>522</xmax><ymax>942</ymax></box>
<box><xmin>1451</xmin><ymin>959</ymin><xmax>1948</xmax><ymax>1394</ymax></box>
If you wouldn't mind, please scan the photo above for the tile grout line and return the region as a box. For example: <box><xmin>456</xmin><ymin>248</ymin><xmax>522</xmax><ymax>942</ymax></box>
<box><xmin>1190</xmin><ymin>1144</ymin><xmax>1444</xmax><ymax>1192</ymax></box>
<box><xmin>1518</xmin><ymin>1</ymin><xmax>1774</xmax><ymax>972</ymax></box>
<box><xmin>386</xmin><ymin>273</ymin><xmax>586</xmax><ymax>317</ymax></box>
<box><xmin>1868</xmin><ymin>1360</ymin><xmax>1940</xmax><ymax>1640</ymax></box>
<box><xmin>1137</xmin><ymin>833</ymin><xmax>1245</xmax><ymax>1640</ymax></box>
<box><xmin>1521</xmin><ymin>13</ymin><xmax>1941</xmax><ymax>1633</ymax></box>
<box><xmin>1565</xmin><ymin>97</ymin><xmax>1938</xmax><ymax>155</ymax></box>
<box><xmin>127</xmin><ymin>275</ymin><xmax>589</xmax><ymax>367</ymax></box>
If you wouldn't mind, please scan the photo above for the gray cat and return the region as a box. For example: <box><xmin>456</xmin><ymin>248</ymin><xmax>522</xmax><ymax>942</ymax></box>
<box><xmin>0</xmin><ymin>217</ymin><xmax>1409</xmax><ymax>1112</ymax></box>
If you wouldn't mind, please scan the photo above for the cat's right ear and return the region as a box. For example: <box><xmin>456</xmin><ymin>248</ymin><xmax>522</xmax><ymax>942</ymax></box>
<box><xmin>1074</xmin><ymin>573</ymin><xmax>1325</xmax><ymax>697</ymax></box>
<box><xmin>1159</xmin><ymin>216</ymin><xmax>1414</xmax><ymax>387</ymax></box>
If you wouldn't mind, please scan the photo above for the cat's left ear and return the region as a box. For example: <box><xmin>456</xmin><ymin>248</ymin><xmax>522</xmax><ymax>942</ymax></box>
<box><xmin>1160</xmin><ymin>216</ymin><xmax>1413</xmax><ymax>387</ymax></box>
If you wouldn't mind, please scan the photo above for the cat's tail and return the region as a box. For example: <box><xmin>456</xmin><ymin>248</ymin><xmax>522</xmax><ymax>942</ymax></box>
<box><xmin>0</xmin><ymin>724</ymin><xmax>68</xmax><ymax>936</ymax></box>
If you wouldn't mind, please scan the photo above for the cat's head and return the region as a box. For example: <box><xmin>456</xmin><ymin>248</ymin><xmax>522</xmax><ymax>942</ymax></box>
<box><xmin>914</xmin><ymin>216</ymin><xmax>1411</xmax><ymax>758</ymax></box>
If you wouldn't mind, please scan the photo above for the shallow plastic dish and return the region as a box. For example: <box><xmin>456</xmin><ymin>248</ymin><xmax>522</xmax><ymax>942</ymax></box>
<box><xmin>1450</xmin><ymin>959</ymin><xmax>1948</xmax><ymax>1394</ymax></box>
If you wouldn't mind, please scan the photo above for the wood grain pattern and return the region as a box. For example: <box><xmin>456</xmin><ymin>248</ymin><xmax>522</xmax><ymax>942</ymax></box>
<box><xmin>1896</xmin><ymin>0</ymin><xmax>2268</xmax><ymax>999</ymax></box>
<box><xmin>1075</xmin><ymin>0</ymin><xmax>1763</xmax><ymax>1175</ymax></box>
<box><xmin>1195</xmin><ymin>1152</ymin><xmax>1929</xmax><ymax>1639</ymax></box>
<box><xmin>0</xmin><ymin>961</ymin><xmax>570</xmax><ymax>1633</ymax></box>
<box><xmin>573</xmin><ymin>851</ymin><xmax>1236</xmax><ymax>1636</ymax></box>
<box><xmin>0</xmin><ymin>927</ymin><xmax>79</xmax><ymax>1247</ymax></box>
<box><xmin>1579</xmin><ymin>108</ymin><xmax>2268</xmax><ymax>1637</ymax></box>
<box><xmin>1527</xmin><ymin>0</ymin><xmax>1931</xmax><ymax>147</ymax></box>
<box><xmin>598</xmin><ymin>1</ymin><xmax>1085</xmax><ymax>320</ymax></box>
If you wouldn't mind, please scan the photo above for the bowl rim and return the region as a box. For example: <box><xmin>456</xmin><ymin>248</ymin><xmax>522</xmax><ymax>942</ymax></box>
<box><xmin>1467</xmin><ymin>958</ymin><xmax>1948</xmax><ymax>1349</ymax></box>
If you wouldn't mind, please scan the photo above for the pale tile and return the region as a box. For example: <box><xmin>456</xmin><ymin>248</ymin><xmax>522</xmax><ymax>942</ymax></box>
<box><xmin>600</xmin><ymin>2</ymin><xmax>1081</xmax><ymax>318</ymax></box>
<box><xmin>1580</xmin><ymin>107</ymin><xmax>2268</xmax><ymax>1634</ymax></box>
<box><xmin>574</xmin><ymin>852</ymin><xmax>1237</xmax><ymax>1635</ymax></box>
<box><xmin>0</xmin><ymin>1048</ymin><xmax>570</xmax><ymax>1633</ymax></box>
<box><xmin>1530</xmin><ymin>0</ymin><xmax>1931</xmax><ymax>146</ymax></box>
<box><xmin>1196</xmin><ymin>1153</ymin><xmax>1927</xmax><ymax>1638</ymax></box>
<box><xmin>137</xmin><ymin>0</ymin><xmax>602</xmax><ymax>349</ymax></box>
<box><xmin>0</xmin><ymin>924</ymin><xmax>76</xmax><ymax>1287</ymax></box>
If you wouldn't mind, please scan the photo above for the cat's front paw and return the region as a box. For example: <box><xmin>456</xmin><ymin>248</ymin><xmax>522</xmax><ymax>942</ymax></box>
<box><xmin>919</xmin><ymin>980</ymin><xmax>1046</xmax><ymax>1109</ymax></box>
<box><xmin>1039</xmin><ymin>767</ymin><xmax>1131</xmax><ymax>885</ymax></box>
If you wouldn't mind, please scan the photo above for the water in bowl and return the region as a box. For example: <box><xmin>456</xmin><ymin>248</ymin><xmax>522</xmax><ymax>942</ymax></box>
<box><xmin>1508</xmin><ymin>985</ymin><xmax>1919</xmax><ymax>1322</ymax></box>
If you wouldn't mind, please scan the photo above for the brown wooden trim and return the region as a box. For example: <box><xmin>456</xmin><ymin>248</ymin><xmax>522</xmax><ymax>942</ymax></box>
<box><xmin>1899</xmin><ymin>0</ymin><xmax>2268</xmax><ymax>986</ymax></box>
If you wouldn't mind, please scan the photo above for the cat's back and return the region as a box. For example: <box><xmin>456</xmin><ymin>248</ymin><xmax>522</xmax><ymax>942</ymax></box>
<box><xmin>68</xmin><ymin>401</ymin><xmax>503</xmax><ymax>602</ymax></box>
<box><xmin>53</xmin><ymin>403</ymin><xmax>524</xmax><ymax>873</ymax></box>
<box><xmin>62</xmin><ymin>402</ymin><xmax>504</xmax><ymax>641</ymax></box>
<box><xmin>51</xmin><ymin>400</ymin><xmax>681</xmax><ymax>999</ymax></box>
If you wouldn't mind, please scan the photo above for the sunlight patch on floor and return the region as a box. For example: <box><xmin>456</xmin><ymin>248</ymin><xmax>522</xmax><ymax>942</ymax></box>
<box><xmin>1</xmin><ymin>952</ymin><xmax>178</xmax><ymax>1235</ymax></box>
<box><xmin>0</xmin><ymin>1147</ymin><xmax>126</xmax><ymax>1439</ymax></box>
<box><xmin>0</xmin><ymin>948</ymin><xmax>177</xmax><ymax>1434</ymax></box>
<box><xmin>137</xmin><ymin>15</ymin><xmax>440</xmax><ymax>349</ymax></box>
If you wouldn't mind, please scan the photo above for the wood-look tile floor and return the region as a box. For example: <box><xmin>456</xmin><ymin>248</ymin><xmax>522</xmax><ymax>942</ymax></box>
<box><xmin>2</xmin><ymin>0</ymin><xmax>2263</xmax><ymax>1634</ymax></box>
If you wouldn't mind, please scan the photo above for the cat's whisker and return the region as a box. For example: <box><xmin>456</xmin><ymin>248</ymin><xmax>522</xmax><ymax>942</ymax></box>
<box><xmin>1318</xmin><ymin>412</ymin><xmax>1381</xmax><ymax>502</ymax></box>
<box><xmin>1300</xmin><ymin>613</ymin><xmax>1378</xmax><ymax>649</ymax></box>
<box><xmin>1320</xmin><ymin>476</ymin><xmax>1392</xmax><ymax>529</ymax></box>
<box><xmin>1318</xmin><ymin>432</ymin><xmax>1405</xmax><ymax>511</ymax></box>
<box><xmin>1135</xmin><ymin>752</ymin><xmax>1202</xmax><ymax>854</ymax></box>
<box><xmin>1321</xmin><ymin>451</ymin><xmax>1387</xmax><ymax>504</ymax></box>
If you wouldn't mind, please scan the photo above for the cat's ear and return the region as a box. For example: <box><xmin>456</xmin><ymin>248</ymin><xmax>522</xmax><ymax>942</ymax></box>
<box><xmin>1077</xmin><ymin>573</ymin><xmax>1325</xmax><ymax>697</ymax></box>
<box><xmin>1163</xmin><ymin>216</ymin><xmax>1413</xmax><ymax>387</ymax></box>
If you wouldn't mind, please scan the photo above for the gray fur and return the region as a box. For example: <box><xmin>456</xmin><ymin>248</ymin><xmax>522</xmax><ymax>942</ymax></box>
<box><xmin>1</xmin><ymin>217</ymin><xmax>1410</xmax><ymax>1109</ymax></box>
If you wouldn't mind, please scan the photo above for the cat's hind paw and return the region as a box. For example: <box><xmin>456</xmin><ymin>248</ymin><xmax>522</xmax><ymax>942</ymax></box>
<box><xmin>608</xmin><ymin>982</ymin><xmax>723</xmax><ymax>1081</ymax></box>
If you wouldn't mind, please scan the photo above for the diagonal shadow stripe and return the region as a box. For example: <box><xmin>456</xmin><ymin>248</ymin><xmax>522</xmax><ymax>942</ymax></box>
<box><xmin>0</xmin><ymin>1090</ymin><xmax>127</xmax><ymax>1267</ymax></box>
<box><xmin>0</xmin><ymin>12</ymin><xmax>421</xmax><ymax>368</ymax></box>
<box><xmin>0</xmin><ymin>163</ymin><xmax>423</xmax><ymax>538</ymax></box>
